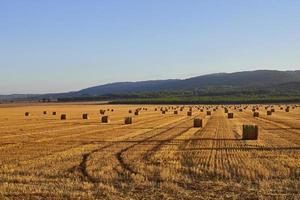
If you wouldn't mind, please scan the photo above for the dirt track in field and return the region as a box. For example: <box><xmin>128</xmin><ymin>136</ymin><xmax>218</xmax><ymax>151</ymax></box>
<box><xmin>0</xmin><ymin>103</ymin><xmax>299</xmax><ymax>199</ymax></box>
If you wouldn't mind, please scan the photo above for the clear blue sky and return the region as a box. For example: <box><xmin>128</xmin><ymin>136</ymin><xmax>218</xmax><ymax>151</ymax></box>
<box><xmin>0</xmin><ymin>0</ymin><xmax>300</xmax><ymax>94</ymax></box>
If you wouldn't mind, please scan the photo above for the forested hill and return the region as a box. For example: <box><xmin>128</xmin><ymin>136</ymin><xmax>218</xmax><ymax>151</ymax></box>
<box><xmin>74</xmin><ymin>70</ymin><xmax>300</xmax><ymax>96</ymax></box>
<box><xmin>1</xmin><ymin>70</ymin><xmax>300</xmax><ymax>103</ymax></box>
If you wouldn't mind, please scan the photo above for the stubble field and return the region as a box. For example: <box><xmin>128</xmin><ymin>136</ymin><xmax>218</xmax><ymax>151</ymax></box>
<box><xmin>0</xmin><ymin>103</ymin><xmax>299</xmax><ymax>199</ymax></box>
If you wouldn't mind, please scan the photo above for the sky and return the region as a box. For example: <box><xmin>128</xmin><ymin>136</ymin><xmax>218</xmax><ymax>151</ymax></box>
<box><xmin>0</xmin><ymin>0</ymin><xmax>300</xmax><ymax>94</ymax></box>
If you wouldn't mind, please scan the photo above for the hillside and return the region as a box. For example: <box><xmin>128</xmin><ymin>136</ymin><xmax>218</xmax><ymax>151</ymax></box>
<box><xmin>77</xmin><ymin>79</ymin><xmax>179</xmax><ymax>96</ymax></box>
<box><xmin>73</xmin><ymin>70</ymin><xmax>300</xmax><ymax>96</ymax></box>
<box><xmin>1</xmin><ymin>70</ymin><xmax>300</xmax><ymax>102</ymax></box>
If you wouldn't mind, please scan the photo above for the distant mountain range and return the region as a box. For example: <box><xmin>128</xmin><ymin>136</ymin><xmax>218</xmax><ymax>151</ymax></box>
<box><xmin>75</xmin><ymin>70</ymin><xmax>300</xmax><ymax>96</ymax></box>
<box><xmin>1</xmin><ymin>70</ymin><xmax>300</xmax><ymax>101</ymax></box>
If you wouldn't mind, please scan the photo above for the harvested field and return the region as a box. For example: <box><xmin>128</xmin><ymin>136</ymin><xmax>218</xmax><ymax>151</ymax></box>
<box><xmin>0</xmin><ymin>103</ymin><xmax>299</xmax><ymax>199</ymax></box>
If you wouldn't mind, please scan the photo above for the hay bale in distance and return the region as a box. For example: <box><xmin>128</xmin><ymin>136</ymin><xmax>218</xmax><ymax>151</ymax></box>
<box><xmin>82</xmin><ymin>114</ymin><xmax>89</xmax><ymax>119</ymax></box>
<box><xmin>25</xmin><ymin>112</ymin><xmax>30</xmax><ymax>116</ymax></box>
<box><xmin>206</xmin><ymin>111</ymin><xmax>211</xmax><ymax>116</ymax></box>
<box><xmin>228</xmin><ymin>113</ymin><xmax>234</xmax><ymax>119</ymax></box>
<box><xmin>100</xmin><ymin>110</ymin><xmax>106</xmax><ymax>115</ymax></box>
<box><xmin>253</xmin><ymin>112</ymin><xmax>259</xmax><ymax>117</ymax></box>
<box><xmin>52</xmin><ymin>112</ymin><xmax>57</xmax><ymax>116</ymax></box>
<box><xmin>174</xmin><ymin>111</ymin><xmax>178</xmax><ymax>114</ymax></box>
<box><xmin>61</xmin><ymin>114</ymin><xmax>66</xmax><ymax>120</ymax></box>
<box><xmin>187</xmin><ymin>111</ymin><xmax>192</xmax><ymax>116</ymax></box>
<box><xmin>194</xmin><ymin>118</ymin><xmax>203</xmax><ymax>127</ymax></box>
<box><xmin>285</xmin><ymin>108</ymin><xmax>290</xmax><ymax>112</ymax></box>
<box><xmin>242</xmin><ymin>125</ymin><xmax>258</xmax><ymax>140</ymax></box>
<box><xmin>134</xmin><ymin>111</ymin><xmax>139</xmax><ymax>116</ymax></box>
<box><xmin>129</xmin><ymin>110</ymin><xmax>132</xmax><ymax>113</ymax></box>
<box><xmin>43</xmin><ymin>111</ymin><xmax>47</xmax><ymax>115</ymax></box>
<box><xmin>267</xmin><ymin>111</ymin><xmax>272</xmax><ymax>116</ymax></box>
<box><xmin>124</xmin><ymin>117</ymin><xmax>132</xmax><ymax>124</ymax></box>
<box><xmin>101</xmin><ymin>116</ymin><xmax>109</xmax><ymax>123</ymax></box>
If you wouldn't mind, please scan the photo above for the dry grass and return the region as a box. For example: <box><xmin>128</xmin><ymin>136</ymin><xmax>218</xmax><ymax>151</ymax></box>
<box><xmin>0</xmin><ymin>103</ymin><xmax>299</xmax><ymax>199</ymax></box>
